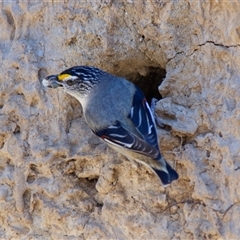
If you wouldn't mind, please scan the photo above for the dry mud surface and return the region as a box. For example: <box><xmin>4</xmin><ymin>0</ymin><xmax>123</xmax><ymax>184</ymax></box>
<box><xmin>1</xmin><ymin>1</ymin><xmax>240</xmax><ymax>239</ymax></box>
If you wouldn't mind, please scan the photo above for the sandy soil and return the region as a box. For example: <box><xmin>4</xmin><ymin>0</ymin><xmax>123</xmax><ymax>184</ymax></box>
<box><xmin>0</xmin><ymin>1</ymin><xmax>240</xmax><ymax>239</ymax></box>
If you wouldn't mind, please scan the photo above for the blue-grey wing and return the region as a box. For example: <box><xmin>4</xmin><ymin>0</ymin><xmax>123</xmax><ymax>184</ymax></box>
<box><xmin>128</xmin><ymin>86</ymin><xmax>159</xmax><ymax>150</ymax></box>
<box><xmin>94</xmin><ymin>86</ymin><xmax>160</xmax><ymax>159</ymax></box>
<box><xmin>94</xmin><ymin>121</ymin><xmax>160</xmax><ymax>159</ymax></box>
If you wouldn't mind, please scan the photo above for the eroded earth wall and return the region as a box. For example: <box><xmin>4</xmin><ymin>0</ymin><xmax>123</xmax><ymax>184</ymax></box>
<box><xmin>1</xmin><ymin>1</ymin><xmax>240</xmax><ymax>239</ymax></box>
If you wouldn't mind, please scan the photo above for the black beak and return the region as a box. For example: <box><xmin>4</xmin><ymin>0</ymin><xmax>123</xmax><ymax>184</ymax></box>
<box><xmin>42</xmin><ymin>75</ymin><xmax>63</xmax><ymax>88</ymax></box>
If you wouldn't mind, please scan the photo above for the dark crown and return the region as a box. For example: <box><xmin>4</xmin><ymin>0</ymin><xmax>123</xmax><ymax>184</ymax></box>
<box><xmin>60</xmin><ymin>66</ymin><xmax>105</xmax><ymax>83</ymax></box>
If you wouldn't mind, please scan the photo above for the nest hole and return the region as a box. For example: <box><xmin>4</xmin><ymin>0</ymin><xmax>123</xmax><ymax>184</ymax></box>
<box><xmin>127</xmin><ymin>67</ymin><xmax>166</xmax><ymax>104</ymax></box>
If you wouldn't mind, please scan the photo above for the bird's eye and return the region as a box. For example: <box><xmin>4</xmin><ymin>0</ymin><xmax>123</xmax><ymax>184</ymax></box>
<box><xmin>66</xmin><ymin>79</ymin><xmax>74</xmax><ymax>86</ymax></box>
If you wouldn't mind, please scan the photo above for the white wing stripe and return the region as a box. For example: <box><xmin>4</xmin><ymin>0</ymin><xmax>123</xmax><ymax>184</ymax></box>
<box><xmin>130</xmin><ymin>107</ymin><xmax>134</xmax><ymax>118</ymax></box>
<box><xmin>108</xmin><ymin>125</ymin><xmax>119</xmax><ymax>129</ymax></box>
<box><xmin>138</xmin><ymin>108</ymin><xmax>142</xmax><ymax>127</ymax></box>
<box><xmin>104</xmin><ymin>138</ymin><xmax>133</xmax><ymax>148</ymax></box>
<box><xmin>109</xmin><ymin>133</ymin><xmax>127</xmax><ymax>138</ymax></box>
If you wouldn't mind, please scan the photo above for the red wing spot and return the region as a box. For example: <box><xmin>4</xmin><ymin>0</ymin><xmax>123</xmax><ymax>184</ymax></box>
<box><xmin>142</xmin><ymin>98</ymin><xmax>147</xmax><ymax>109</ymax></box>
<box><xmin>101</xmin><ymin>135</ymin><xmax>113</xmax><ymax>141</ymax></box>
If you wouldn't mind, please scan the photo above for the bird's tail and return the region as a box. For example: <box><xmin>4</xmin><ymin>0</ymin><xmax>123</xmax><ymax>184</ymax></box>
<box><xmin>153</xmin><ymin>161</ymin><xmax>179</xmax><ymax>186</ymax></box>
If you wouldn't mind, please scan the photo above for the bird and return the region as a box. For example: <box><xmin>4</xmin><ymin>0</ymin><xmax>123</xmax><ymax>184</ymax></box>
<box><xmin>42</xmin><ymin>66</ymin><xmax>178</xmax><ymax>186</ymax></box>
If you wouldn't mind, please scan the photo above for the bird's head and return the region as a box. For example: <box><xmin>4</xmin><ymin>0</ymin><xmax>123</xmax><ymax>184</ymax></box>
<box><xmin>42</xmin><ymin>66</ymin><xmax>104</xmax><ymax>97</ymax></box>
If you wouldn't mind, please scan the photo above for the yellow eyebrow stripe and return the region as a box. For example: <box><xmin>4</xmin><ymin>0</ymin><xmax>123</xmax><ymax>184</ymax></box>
<box><xmin>58</xmin><ymin>74</ymin><xmax>71</xmax><ymax>81</ymax></box>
